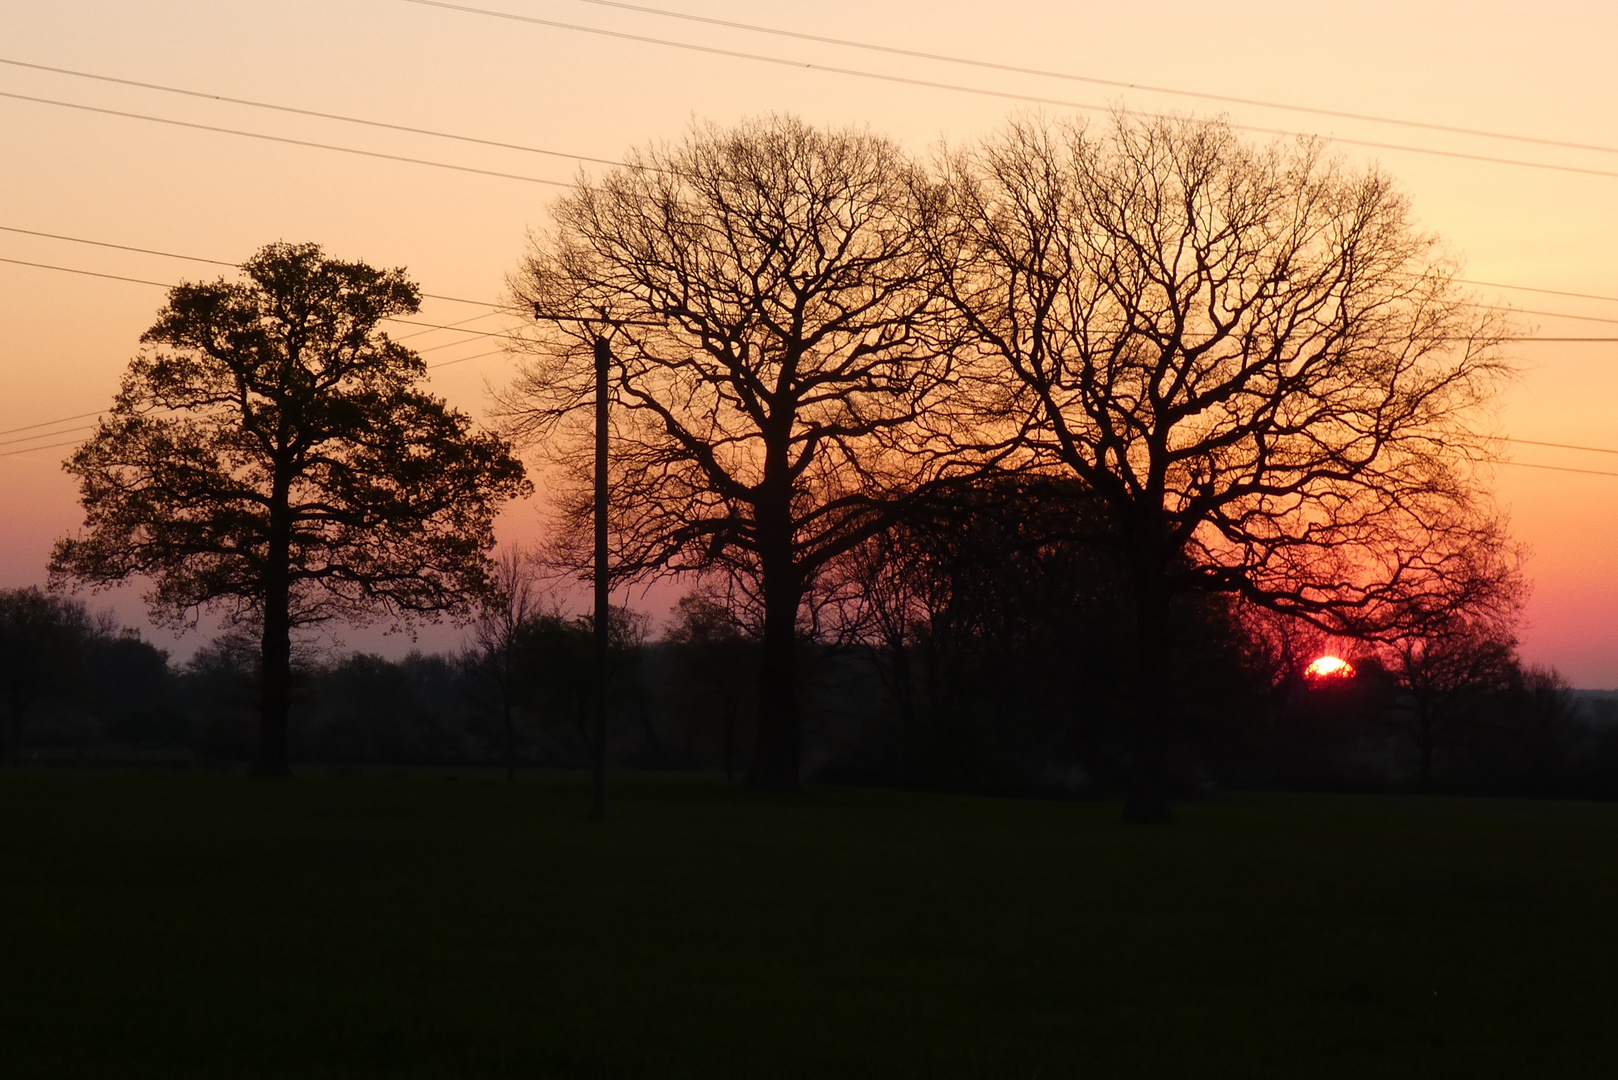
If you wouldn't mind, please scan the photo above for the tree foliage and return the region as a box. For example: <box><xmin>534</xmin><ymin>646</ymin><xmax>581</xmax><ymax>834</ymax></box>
<box><xmin>51</xmin><ymin>242</ymin><xmax>530</xmax><ymax>773</ymax></box>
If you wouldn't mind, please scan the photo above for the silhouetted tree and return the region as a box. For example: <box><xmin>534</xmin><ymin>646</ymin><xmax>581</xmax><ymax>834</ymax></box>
<box><xmin>86</xmin><ymin>629</ymin><xmax>176</xmax><ymax>747</ymax></box>
<box><xmin>511</xmin><ymin>604</ymin><xmax>649</xmax><ymax>764</ymax></box>
<box><xmin>933</xmin><ymin>115</ymin><xmax>1515</xmax><ymax>820</ymax></box>
<box><xmin>823</xmin><ymin>478</ymin><xmax>1127</xmax><ymax>786</ymax></box>
<box><xmin>51</xmin><ymin>242</ymin><xmax>530</xmax><ymax>775</ymax></box>
<box><xmin>1385</xmin><ymin>613</ymin><xmax>1520</xmax><ymax>790</ymax></box>
<box><xmin>464</xmin><ymin>546</ymin><xmax>542</xmax><ymax>779</ymax></box>
<box><xmin>664</xmin><ymin>590</ymin><xmax>753</xmax><ymax>779</ymax></box>
<box><xmin>0</xmin><ymin>588</ymin><xmax>95</xmax><ymax>758</ymax></box>
<box><xmin>502</xmin><ymin>117</ymin><xmax>967</xmax><ymax>789</ymax></box>
<box><xmin>1476</xmin><ymin>663</ymin><xmax>1580</xmax><ymax>795</ymax></box>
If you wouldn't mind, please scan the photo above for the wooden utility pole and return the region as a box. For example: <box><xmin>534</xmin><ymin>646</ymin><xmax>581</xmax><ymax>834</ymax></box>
<box><xmin>591</xmin><ymin>334</ymin><xmax>611</xmax><ymax>820</ymax></box>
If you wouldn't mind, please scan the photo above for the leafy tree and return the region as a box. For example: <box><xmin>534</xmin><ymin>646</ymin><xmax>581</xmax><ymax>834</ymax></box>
<box><xmin>934</xmin><ymin>115</ymin><xmax>1516</xmax><ymax>820</ymax></box>
<box><xmin>502</xmin><ymin>116</ymin><xmax>966</xmax><ymax>789</ymax></box>
<box><xmin>0</xmin><ymin>587</ymin><xmax>95</xmax><ymax>758</ymax></box>
<box><xmin>664</xmin><ymin>591</ymin><xmax>753</xmax><ymax>779</ymax></box>
<box><xmin>51</xmin><ymin>242</ymin><xmax>530</xmax><ymax>775</ymax></box>
<box><xmin>511</xmin><ymin>604</ymin><xmax>649</xmax><ymax>764</ymax></box>
<box><xmin>86</xmin><ymin>629</ymin><xmax>176</xmax><ymax>747</ymax></box>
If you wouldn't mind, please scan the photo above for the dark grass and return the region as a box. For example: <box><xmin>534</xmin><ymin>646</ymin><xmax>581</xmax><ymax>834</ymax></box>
<box><xmin>1</xmin><ymin>770</ymin><xmax>1615</xmax><ymax>1078</ymax></box>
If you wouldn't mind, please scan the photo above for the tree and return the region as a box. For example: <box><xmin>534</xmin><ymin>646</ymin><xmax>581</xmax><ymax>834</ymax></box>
<box><xmin>501</xmin><ymin>116</ymin><xmax>966</xmax><ymax>789</ymax></box>
<box><xmin>51</xmin><ymin>242</ymin><xmax>531</xmax><ymax>775</ymax></box>
<box><xmin>0</xmin><ymin>587</ymin><xmax>95</xmax><ymax>758</ymax></box>
<box><xmin>464</xmin><ymin>546</ymin><xmax>542</xmax><ymax>779</ymax></box>
<box><xmin>510</xmin><ymin>604</ymin><xmax>649</xmax><ymax>765</ymax></box>
<box><xmin>664</xmin><ymin>590</ymin><xmax>753</xmax><ymax>780</ymax></box>
<box><xmin>1385</xmin><ymin>610</ymin><xmax>1520</xmax><ymax>790</ymax></box>
<box><xmin>823</xmin><ymin>478</ymin><xmax>1128</xmax><ymax>787</ymax></box>
<box><xmin>934</xmin><ymin>115</ymin><xmax>1515</xmax><ymax>820</ymax></box>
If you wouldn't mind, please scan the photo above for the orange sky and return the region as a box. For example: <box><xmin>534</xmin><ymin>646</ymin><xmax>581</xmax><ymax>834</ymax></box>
<box><xmin>2</xmin><ymin>0</ymin><xmax>1615</xmax><ymax>684</ymax></box>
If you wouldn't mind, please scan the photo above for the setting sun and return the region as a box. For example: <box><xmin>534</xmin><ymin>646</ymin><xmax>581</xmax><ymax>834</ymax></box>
<box><xmin>1305</xmin><ymin>656</ymin><xmax>1356</xmax><ymax>681</ymax></box>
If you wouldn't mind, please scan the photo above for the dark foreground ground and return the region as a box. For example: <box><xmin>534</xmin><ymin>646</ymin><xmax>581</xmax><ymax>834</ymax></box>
<box><xmin>0</xmin><ymin>770</ymin><xmax>1613</xmax><ymax>1078</ymax></box>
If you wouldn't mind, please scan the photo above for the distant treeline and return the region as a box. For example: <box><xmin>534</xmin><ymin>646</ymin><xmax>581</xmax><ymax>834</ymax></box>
<box><xmin>5</xmin><ymin>566</ymin><xmax>1616</xmax><ymax>800</ymax></box>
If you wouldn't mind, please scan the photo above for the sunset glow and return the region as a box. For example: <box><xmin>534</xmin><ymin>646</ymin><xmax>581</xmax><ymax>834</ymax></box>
<box><xmin>0</xmin><ymin>1</ymin><xmax>1614</xmax><ymax>684</ymax></box>
<box><xmin>1305</xmin><ymin>656</ymin><xmax>1355</xmax><ymax>681</ymax></box>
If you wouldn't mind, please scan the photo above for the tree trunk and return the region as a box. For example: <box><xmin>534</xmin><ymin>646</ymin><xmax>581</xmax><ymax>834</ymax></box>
<box><xmin>257</xmin><ymin>570</ymin><xmax>293</xmax><ymax>777</ymax></box>
<box><xmin>749</xmin><ymin>586</ymin><xmax>802</xmax><ymax>790</ymax></box>
<box><xmin>1122</xmin><ymin>554</ymin><xmax>1172</xmax><ymax>824</ymax></box>
<box><xmin>748</xmin><ymin>515</ymin><xmax>801</xmax><ymax>790</ymax></box>
<box><xmin>256</xmin><ymin>485</ymin><xmax>293</xmax><ymax>777</ymax></box>
<box><xmin>723</xmin><ymin>696</ymin><xmax>737</xmax><ymax>783</ymax></box>
<box><xmin>503</xmin><ymin>698</ymin><xmax>515</xmax><ymax>782</ymax></box>
<box><xmin>1416</xmin><ymin>713</ymin><xmax>1435</xmax><ymax>792</ymax></box>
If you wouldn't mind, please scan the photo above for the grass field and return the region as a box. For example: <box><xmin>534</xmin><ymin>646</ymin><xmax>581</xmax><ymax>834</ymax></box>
<box><xmin>1</xmin><ymin>770</ymin><xmax>1614</xmax><ymax>1078</ymax></box>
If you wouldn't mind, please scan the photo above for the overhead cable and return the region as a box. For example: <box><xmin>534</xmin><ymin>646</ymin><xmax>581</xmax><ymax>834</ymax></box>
<box><xmin>0</xmin><ymin>229</ymin><xmax>511</xmax><ymax>309</ymax></box>
<box><xmin>0</xmin><ymin>409</ymin><xmax>107</xmax><ymax>438</ymax></box>
<box><xmin>0</xmin><ymin>90</ymin><xmax>570</xmax><ymax>186</ymax></box>
<box><xmin>8</xmin><ymin>224</ymin><xmax>1618</xmax><ymax>328</ymax></box>
<box><xmin>0</xmin><ymin>57</ymin><xmax>626</xmax><ymax>170</ymax></box>
<box><xmin>1500</xmin><ymin>460</ymin><xmax>1618</xmax><ymax>478</ymax></box>
<box><xmin>0</xmin><ymin>423</ymin><xmax>95</xmax><ymax>448</ymax></box>
<box><xmin>565</xmin><ymin>0</ymin><xmax>1618</xmax><ymax>159</ymax></box>
<box><xmin>395</xmin><ymin>0</ymin><xmax>1618</xmax><ymax>182</ymax></box>
<box><xmin>1505</xmin><ymin>437</ymin><xmax>1618</xmax><ymax>456</ymax></box>
<box><xmin>5</xmin><ymin>256</ymin><xmax>1614</xmax><ymax>342</ymax></box>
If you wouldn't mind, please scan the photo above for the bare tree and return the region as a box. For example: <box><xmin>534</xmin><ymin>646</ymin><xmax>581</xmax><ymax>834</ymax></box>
<box><xmin>1385</xmin><ymin>613</ymin><xmax>1519</xmax><ymax>791</ymax></box>
<box><xmin>935</xmin><ymin>115</ymin><xmax>1516</xmax><ymax>821</ymax></box>
<box><xmin>500</xmin><ymin>116</ymin><xmax>968</xmax><ymax>789</ymax></box>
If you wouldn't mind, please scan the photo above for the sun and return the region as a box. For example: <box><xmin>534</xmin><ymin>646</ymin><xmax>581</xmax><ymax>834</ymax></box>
<box><xmin>1305</xmin><ymin>655</ymin><xmax>1356</xmax><ymax>681</ymax></box>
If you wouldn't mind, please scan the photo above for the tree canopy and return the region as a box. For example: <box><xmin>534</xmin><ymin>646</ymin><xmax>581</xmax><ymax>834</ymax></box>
<box><xmin>52</xmin><ymin>241</ymin><xmax>530</xmax><ymax>773</ymax></box>
<box><xmin>502</xmin><ymin>116</ymin><xmax>969</xmax><ymax>788</ymax></box>
<box><xmin>931</xmin><ymin>115</ymin><xmax>1517</xmax><ymax>819</ymax></box>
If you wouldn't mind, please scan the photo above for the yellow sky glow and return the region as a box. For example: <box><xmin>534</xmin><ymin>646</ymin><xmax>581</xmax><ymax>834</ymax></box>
<box><xmin>2</xmin><ymin>0</ymin><xmax>1614</xmax><ymax>683</ymax></box>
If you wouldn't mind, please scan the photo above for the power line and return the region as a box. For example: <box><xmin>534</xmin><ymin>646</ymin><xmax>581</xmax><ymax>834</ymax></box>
<box><xmin>1505</xmin><ymin>437</ymin><xmax>1618</xmax><ymax>456</ymax></box>
<box><xmin>13</xmin><ymin>47</ymin><xmax>1618</xmax><ymax>215</ymax></box>
<box><xmin>0</xmin><ymin>90</ymin><xmax>571</xmax><ymax>187</ymax></box>
<box><xmin>397</xmin><ymin>0</ymin><xmax>1618</xmax><ymax>183</ymax></box>
<box><xmin>428</xmin><ymin>348</ymin><xmax>506</xmax><ymax>369</ymax></box>
<box><xmin>11</xmin><ymin>421</ymin><xmax>1617</xmax><ymax>476</ymax></box>
<box><xmin>0</xmin><ymin>57</ymin><xmax>629</xmax><ymax>171</ymax></box>
<box><xmin>1</xmin><ymin>350</ymin><xmax>510</xmax><ymax>454</ymax></box>
<box><xmin>0</xmin><ymin>225</ymin><xmax>513</xmax><ymax>310</ymax></box>
<box><xmin>1500</xmin><ymin>460</ymin><xmax>1618</xmax><ymax>478</ymax></box>
<box><xmin>7</xmin><ymin>255</ymin><xmax>1616</xmax><ymax>342</ymax></box>
<box><xmin>0</xmin><ymin>409</ymin><xmax>105</xmax><ymax>438</ymax></box>
<box><xmin>1498</xmin><ymin>307</ymin><xmax>1618</xmax><ymax>327</ymax></box>
<box><xmin>392</xmin><ymin>309</ymin><xmax>510</xmax><ymax>342</ymax></box>
<box><xmin>0</xmin><ymin>423</ymin><xmax>95</xmax><ymax>448</ymax></box>
<box><xmin>11</xmin><ymin>224</ymin><xmax>1618</xmax><ymax>333</ymax></box>
<box><xmin>0</xmin><ymin>437</ymin><xmax>86</xmax><ymax>459</ymax></box>
<box><xmin>1460</xmin><ymin>279</ymin><xmax>1618</xmax><ymax>306</ymax></box>
<box><xmin>567</xmin><ymin>0</ymin><xmax>1618</xmax><ymax>159</ymax></box>
<box><xmin>0</xmin><ymin>224</ymin><xmax>235</xmax><ymax>267</ymax></box>
<box><xmin>387</xmin><ymin>318</ymin><xmax>515</xmax><ymax>339</ymax></box>
<box><xmin>0</xmin><ymin>256</ymin><xmax>172</xmax><ymax>288</ymax></box>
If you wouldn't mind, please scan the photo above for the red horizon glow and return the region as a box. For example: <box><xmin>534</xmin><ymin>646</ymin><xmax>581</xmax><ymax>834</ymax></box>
<box><xmin>1305</xmin><ymin>656</ymin><xmax>1355</xmax><ymax>681</ymax></box>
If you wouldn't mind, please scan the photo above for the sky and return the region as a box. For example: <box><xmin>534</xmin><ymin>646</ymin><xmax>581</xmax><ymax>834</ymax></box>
<box><xmin>1</xmin><ymin>0</ymin><xmax>1615</xmax><ymax>684</ymax></box>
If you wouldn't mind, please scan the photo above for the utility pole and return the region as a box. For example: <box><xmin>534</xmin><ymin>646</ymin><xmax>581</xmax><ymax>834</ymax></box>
<box><xmin>591</xmin><ymin>334</ymin><xmax>611</xmax><ymax>820</ymax></box>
